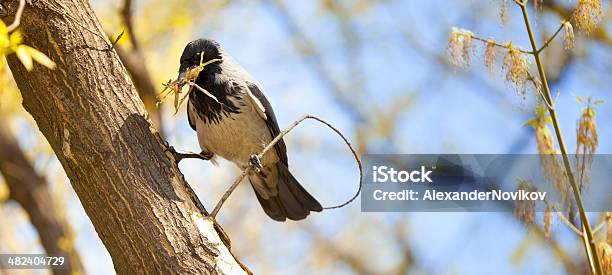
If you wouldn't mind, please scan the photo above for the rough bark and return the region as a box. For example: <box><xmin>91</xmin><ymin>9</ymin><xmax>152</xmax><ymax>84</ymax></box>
<box><xmin>114</xmin><ymin>44</ymin><xmax>163</xmax><ymax>134</ymax></box>
<box><xmin>0</xmin><ymin>121</ymin><xmax>85</xmax><ymax>275</ymax></box>
<box><xmin>1</xmin><ymin>0</ymin><xmax>246</xmax><ymax>273</ymax></box>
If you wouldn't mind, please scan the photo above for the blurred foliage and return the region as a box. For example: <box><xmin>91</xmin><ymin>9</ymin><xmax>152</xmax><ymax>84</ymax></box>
<box><xmin>0</xmin><ymin>20</ymin><xmax>55</xmax><ymax>71</ymax></box>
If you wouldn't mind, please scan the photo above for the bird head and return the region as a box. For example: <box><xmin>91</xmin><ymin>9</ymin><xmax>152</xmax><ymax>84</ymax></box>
<box><xmin>178</xmin><ymin>38</ymin><xmax>222</xmax><ymax>83</ymax></box>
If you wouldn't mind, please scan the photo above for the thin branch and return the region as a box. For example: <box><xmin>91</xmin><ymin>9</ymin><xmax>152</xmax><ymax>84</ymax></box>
<box><xmin>111</xmin><ymin>29</ymin><xmax>125</xmax><ymax>48</ymax></box>
<box><xmin>472</xmin><ymin>35</ymin><xmax>533</xmax><ymax>54</ymax></box>
<box><xmin>551</xmin><ymin>207</ymin><xmax>584</xmax><ymax>236</ymax></box>
<box><xmin>537</xmin><ymin>21</ymin><xmax>565</xmax><ymax>53</ymax></box>
<box><xmin>527</xmin><ymin>71</ymin><xmax>554</xmax><ymax>110</ymax></box>
<box><xmin>518</xmin><ymin>4</ymin><xmax>603</xmax><ymax>274</ymax></box>
<box><xmin>591</xmin><ymin>219</ymin><xmax>606</xmax><ymax>234</ymax></box>
<box><xmin>6</xmin><ymin>0</ymin><xmax>25</xmax><ymax>32</ymax></box>
<box><xmin>210</xmin><ymin>114</ymin><xmax>362</xmax><ymax>218</ymax></box>
<box><xmin>120</xmin><ymin>0</ymin><xmax>139</xmax><ymax>50</ymax></box>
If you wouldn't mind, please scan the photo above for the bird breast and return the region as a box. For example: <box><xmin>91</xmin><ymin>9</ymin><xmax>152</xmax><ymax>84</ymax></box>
<box><xmin>190</xmin><ymin>94</ymin><xmax>278</xmax><ymax>168</ymax></box>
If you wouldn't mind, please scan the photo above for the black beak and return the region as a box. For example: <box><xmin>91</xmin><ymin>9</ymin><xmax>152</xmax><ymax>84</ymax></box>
<box><xmin>177</xmin><ymin>70</ymin><xmax>188</xmax><ymax>84</ymax></box>
<box><xmin>177</xmin><ymin>65</ymin><xmax>197</xmax><ymax>84</ymax></box>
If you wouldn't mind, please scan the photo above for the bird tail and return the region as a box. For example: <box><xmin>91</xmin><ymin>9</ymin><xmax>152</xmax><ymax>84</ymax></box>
<box><xmin>249</xmin><ymin>162</ymin><xmax>322</xmax><ymax>222</ymax></box>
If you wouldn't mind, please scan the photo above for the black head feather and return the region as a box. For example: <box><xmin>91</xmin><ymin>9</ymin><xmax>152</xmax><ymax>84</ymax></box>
<box><xmin>179</xmin><ymin>39</ymin><xmax>222</xmax><ymax>73</ymax></box>
<box><xmin>181</xmin><ymin>39</ymin><xmax>241</xmax><ymax>124</ymax></box>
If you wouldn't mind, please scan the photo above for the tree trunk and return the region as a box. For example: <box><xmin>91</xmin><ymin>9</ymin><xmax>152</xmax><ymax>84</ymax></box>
<box><xmin>2</xmin><ymin>0</ymin><xmax>246</xmax><ymax>273</ymax></box>
<box><xmin>114</xmin><ymin>44</ymin><xmax>163</xmax><ymax>135</ymax></box>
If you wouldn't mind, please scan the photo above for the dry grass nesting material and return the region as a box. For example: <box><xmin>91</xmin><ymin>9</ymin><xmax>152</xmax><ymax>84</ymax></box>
<box><xmin>157</xmin><ymin>52</ymin><xmax>223</xmax><ymax>113</ymax></box>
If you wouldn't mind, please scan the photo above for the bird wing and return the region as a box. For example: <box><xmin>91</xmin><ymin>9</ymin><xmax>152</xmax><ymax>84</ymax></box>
<box><xmin>246</xmin><ymin>81</ymin><xmax>288</xmax><ymax>166</ymax></box>
<box><xmin>246</xmin><ymin>85</ymin><xmax>267</xmax><ymax>120</ymax></box>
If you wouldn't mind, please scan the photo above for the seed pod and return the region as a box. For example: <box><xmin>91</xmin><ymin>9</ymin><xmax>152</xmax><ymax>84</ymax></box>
<box><xmin>484</xmin><ymin>39</ymin><xmax>496</xmax><ymax>72</ymax></box>
<box><xmin>502</xmin><ymin>45</ymin><xmax>529</xmax><ymax>98</ymax></box>
<box><xmin>563</xmin><ymin>21</ymin><xmax>575</xmax><ymax>49</ymax></box>
<box><xmin>525</xmin><ymin>106</ymin><xmax>568</xmax><ymax>204</ymax></box>
<box><xmin>576</xmin><ymin>105</ymin><xmax>598</xmax><ymax>189</ymax></box>
<box><xmin>448</xmin><ymin>28</ymin><xmax>474</xmax><ymax>69</ymax></box>
<box><xmin>515</xmin><ymin>180</ymin><xmax>536</xmax><ymax>225</ymax></box>
<box><xmin>598</xmin><ymin>242</ymin><xmax>612</xmax><ymax>275</ymax></box>
<box><xmin>500</xmin><ymin>0</ymin><xmax>507</xmax><ymax>24</ymax></box>
<box><xmin>573</xmin><ymin>0</ymin><xmax>603</xmax><ymax>33</ymax></box>
<box><xmin>534</xmin><ymin>0</ymin><xmax>543</xmax><ymax>19</ymax></box>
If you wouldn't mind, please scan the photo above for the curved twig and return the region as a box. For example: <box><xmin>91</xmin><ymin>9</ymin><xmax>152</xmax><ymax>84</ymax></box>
<box><xmin>210</xmin><ymin>114</ymin><xmax>362</xmax><ymax>218</ymax></box>
<box><xmin>6</xmin><ymin>0</ymin><xmax>25</xmax><ymax>32</ymax></box>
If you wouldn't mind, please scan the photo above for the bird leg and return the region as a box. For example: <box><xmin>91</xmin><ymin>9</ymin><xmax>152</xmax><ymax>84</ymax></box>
<box><xmin>165</xmin><ymin>144</ymin><xmax>214</xmax><ymax>163</ymax></box>
<box><xmin>248</xmin><ymin>154</ymin><xmax>262</xmax><ymax>173</ymax></box>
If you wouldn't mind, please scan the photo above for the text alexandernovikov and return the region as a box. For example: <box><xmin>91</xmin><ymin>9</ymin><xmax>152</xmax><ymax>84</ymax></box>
<box><xmin>370</xmin><ymin>165</ymin><xmax>546</xmax><ymax>201</ymax></box>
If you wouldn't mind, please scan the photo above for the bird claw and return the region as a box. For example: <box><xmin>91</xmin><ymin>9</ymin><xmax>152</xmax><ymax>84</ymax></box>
<box><xmin>249</xmin><ymin>155</ymin><xmax>262</xmax><ymax>173</ymax></box>
<box><xmin>164</xmin><ymin>144</ymin><xmax>178</xmax><ymax>156</ymax></box>
<box><xmin>200</xmin><ymin>151</ymin><xmax>214</xmax><ymax>160</ymax></box>
<box><xmin>164</xmin><ymin>143</ymin><xmax>213</xmax><ymax>163</ymax></box>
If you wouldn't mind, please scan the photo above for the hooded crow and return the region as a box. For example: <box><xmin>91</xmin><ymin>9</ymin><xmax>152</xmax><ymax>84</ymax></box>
<box><xmin>176</xmin><ymin>38</ymin><xmax>322</xmax><ymax>221</ymax></box>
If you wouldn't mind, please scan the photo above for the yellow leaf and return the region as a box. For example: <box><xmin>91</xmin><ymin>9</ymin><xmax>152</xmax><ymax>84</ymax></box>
<box><xmin>0</xmin><ymin>20</ymin><xmax>7</xmax><ymax>37</ymax></box>
<box><xmin>9</xmin><ymin>30</ymin><xmax>22</xmax><ymax>46</ymax></box>
<box><xmin>0</xmin><ymin>21</ymin><xmax>8</xmax><ymax>49</ymax></box>
<box><xmin>522</xmin><ymin>118</ymin><xmax>538</xmax><ymax>128</ymax></box>
<box><xmin>0</xmin><ymin>36</ymin><xmax>8</xmax><ymax>50</ymax></box>
<box><xmin>24</xmin><ymin>46</ymin><xmax>56</xmax><ymax>69</ymax></box>
<box><xmin>16</xmin><ymin>45</ymin><xmax>33</xmax><ymax>71</ymax></box>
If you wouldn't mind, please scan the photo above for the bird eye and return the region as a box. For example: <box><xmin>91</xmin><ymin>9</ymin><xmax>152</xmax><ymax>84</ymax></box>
<box><xmin>191</xmin><ymin>55</ymin><xmax>200</xmax><ymax>62</ymax></box>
